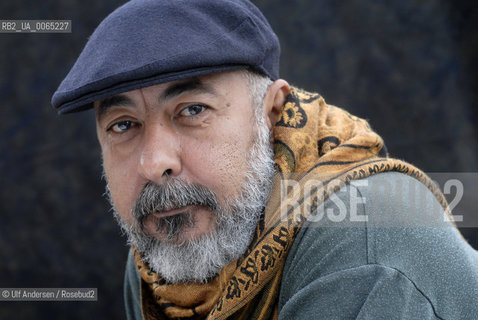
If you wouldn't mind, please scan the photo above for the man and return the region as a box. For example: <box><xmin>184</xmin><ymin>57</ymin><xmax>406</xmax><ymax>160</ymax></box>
<box><xmin>52</xmin><ymin>0</ymin><xmax>478</xmax><ymax>319</ymax></box>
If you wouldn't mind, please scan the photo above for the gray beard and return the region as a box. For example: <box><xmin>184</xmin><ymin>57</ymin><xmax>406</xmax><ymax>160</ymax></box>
<box><xmin>107</xmin><ymin>118</ymin><xmax>275</xmax><ymax>283</ymax></box>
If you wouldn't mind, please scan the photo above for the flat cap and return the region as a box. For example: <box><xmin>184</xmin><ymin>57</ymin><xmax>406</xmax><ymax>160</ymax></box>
<box><xmin>52</xmin><ymin>0</ymin><xmax>280</xmax><ymax>114</ymax></box>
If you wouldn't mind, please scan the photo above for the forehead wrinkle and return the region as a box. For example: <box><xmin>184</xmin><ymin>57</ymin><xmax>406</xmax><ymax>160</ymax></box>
<box><xmin>159</xmin><ymin>77</ymin><xmax>218</xmax><ymax>103</ymax></box>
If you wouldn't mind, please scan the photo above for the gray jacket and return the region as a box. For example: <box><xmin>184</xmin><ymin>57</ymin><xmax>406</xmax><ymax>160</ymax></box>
<box><xmin>124</xmin><ymin>172</ymin><xmax>478</xmax><ymax>319</ymax></box>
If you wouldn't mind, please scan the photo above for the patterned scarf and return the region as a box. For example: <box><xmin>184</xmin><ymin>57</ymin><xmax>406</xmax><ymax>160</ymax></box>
<box><xmin>133</xmin><ymin>87</ymin><xmax>449</xmax><ymax>319</ymax></box>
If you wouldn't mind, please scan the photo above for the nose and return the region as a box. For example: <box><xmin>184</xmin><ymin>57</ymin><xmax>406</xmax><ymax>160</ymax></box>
<box><xmin>138</xmin><ymin>122</ymin><xmax>181</xmax><ymax>182</ymax></box>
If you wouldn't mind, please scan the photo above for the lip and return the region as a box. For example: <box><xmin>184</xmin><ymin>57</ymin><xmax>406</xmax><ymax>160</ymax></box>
<box><xmin>152</xmin><ymin>205</ymin><xmax>193</xmax><ymax>218</ymax></box>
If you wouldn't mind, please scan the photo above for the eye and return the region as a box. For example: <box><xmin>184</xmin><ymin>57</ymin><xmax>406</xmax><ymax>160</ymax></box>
<box><xmin>178</xmin><ymin>104</ymin><xmax>207</xmax><ymax>117</ymax></box>
<box><xmin>107</xmin><ymin>120</ymin><xmax>137</xmax><ymax>133</ymax></box>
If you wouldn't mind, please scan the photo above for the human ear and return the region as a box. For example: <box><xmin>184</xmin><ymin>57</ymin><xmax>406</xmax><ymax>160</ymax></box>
<box><xmin>263</xmin><ymin>79</ymin><xmax>290</xmax><ymax>131</ymax></box>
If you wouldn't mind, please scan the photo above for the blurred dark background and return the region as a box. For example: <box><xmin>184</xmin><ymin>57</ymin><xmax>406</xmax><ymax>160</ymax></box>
<box><xmin>1</xmin><ymin>0</ymin><xmax>476</xmax><ymax>318</ymax></box>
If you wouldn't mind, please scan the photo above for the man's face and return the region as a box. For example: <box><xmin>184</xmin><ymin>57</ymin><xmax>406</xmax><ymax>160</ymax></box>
<box><xmin>95</xmin><ymin>71</ymin><xmax>260</xmax><ymax>243</ymax></box>
<box><xmin>95</xmin><ymin>70</ymin><xmax>289</xmax><ymax>283</ymax></box>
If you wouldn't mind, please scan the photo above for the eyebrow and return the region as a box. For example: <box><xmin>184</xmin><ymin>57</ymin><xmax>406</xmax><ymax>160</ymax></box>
<box><xmin>96</xmin><ymin>94</ymin><xmax>135</xmax><ymax>122</ymax></box>
<box><xmin>95</xmin><ymin>77</ymin><xmax>217</xmax><ymax>122</ymax></box>
<box><xmin>160</xmin><ymin>77</ymin><xmax>217</xmax><ymax>102</ymax></box>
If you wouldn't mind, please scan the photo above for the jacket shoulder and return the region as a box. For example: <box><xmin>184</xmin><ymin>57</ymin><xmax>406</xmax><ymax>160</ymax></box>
<box><xmin>279</xmin><ymin>172</ymin><xmax>478</xmax><ymax>319</ymax></box>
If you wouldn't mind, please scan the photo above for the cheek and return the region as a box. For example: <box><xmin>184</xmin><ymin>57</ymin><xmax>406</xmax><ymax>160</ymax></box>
<box><xmin>102</xmin><ymin>152</ymin><xmax>140</xmax><ymax>224</ymax></box>
<box><xmin>181</xmin><ymin>126</ymin><xmax>254</xmax><ymax>202</ymax></box>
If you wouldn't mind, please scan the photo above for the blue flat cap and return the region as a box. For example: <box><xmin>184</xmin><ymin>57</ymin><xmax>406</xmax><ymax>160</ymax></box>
<box><xmin>52</xmin><ymin>0</ymin><xmax>280</xmax><ymax>114</ymax></box>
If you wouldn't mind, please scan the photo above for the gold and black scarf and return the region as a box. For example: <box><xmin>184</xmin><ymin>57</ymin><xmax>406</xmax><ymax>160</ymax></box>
<box><xmin>133</xmin><ymin>87</ymin><xmax>449</xmax><ymax>319</ymax></box>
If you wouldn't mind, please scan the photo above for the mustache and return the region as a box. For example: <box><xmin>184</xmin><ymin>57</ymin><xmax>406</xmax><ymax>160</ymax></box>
<box><xmin>133</xmin><ymin>179</ymin><xmax>218</xmax><ymax>224</ymax></box>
